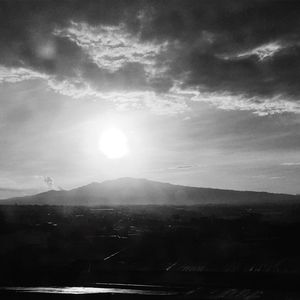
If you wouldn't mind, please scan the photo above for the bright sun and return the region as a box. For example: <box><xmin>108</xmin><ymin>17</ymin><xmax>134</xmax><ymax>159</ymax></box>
<box><xmin>98</xmin><ymin>128</ymin><xmax>129</xmax><ymax>159</ymax></box>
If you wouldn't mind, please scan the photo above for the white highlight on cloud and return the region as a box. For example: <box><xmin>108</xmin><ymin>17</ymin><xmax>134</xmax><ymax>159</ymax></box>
<box><xmin>240</xmin><ymin>41</ymin><xmax>283</xmax><ymax>60</ymax></box>
<box><xmin>54</xmin><ymin>21</ymin><xmax>166</xmax><ymax>75</ymax></box>
<box><xmin>0</xmin><ymin>65</ymin><xmax>48</xmax><ymax>83</ymax></box>
<box><xmin>199</xmin><ymin>92</ymin><xmax>300</xmax><ymax>116</ymax></box>
<box><xmin>171</xmin><ymin>82</ymin><xmax>300</xmax><ymax>116</ymax></box>
<box><xmin>219</xmin><ymin>41</ymin><xmax>285</xmax><ymax>61</ymax></box>
<box><xmin>48</xmin><ymin>78</ymin><xmax>189</xmax><ymax>115</ymax></box>
<box><xmin>47</xmin><ymin>78</ymin><xmax>99</xmax><ymax>99</ymax></box>
<box><xmin>46</xmin><ymin>78</ymin><xmax>300</xmax><ymax>115</ymax></box>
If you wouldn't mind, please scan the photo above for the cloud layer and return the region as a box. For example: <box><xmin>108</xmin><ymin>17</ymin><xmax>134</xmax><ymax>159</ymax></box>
<box><xmin>1</xmin><ymin>0</ymin><xmax>300</xmax><ymax>115</ymax></box>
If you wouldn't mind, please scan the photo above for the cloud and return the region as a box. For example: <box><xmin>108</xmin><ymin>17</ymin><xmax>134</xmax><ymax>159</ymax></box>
<box><xmin>1</xmin><ymin>62</ymin><xmax>298</xmax><ymax>116</ymax></box>
<box><xmin>48</xmin><ymin>78</ymin><xmax>189</xmax><ymax>115</ymax></box>
<box><xmin>1</xmin><ymin>1</ymin><xmax>300</xmax><ymax>116</ymax></box>
<box><xmin>174</xmin><ymin>165</ymin><xmax>195</xmax><ymax>169</ymax></box>
<box><xmin>167</xmin><ymin>164</ymin><xmax>200</xmax><ymax>171</ymax></box>
<box><xmin>172</xmin><ymin>83</ymin><xmax>300</xmax><ymax>115</ymax></box>
<box><xmin>0</xmin><ymin>66</ymin><xmax>48</xmax><ymax>83</ymax></box>
<box><xmin>239</xmin><ymin>42</ymin><xmax>284</xmax><ymax>61</ymax></box>
<box><xmin>250</xmin><ymin>175</ymin><xmax>284</xmax><ymax>180</ymax></box>
<box><xmin>43</xmin><ymin>176</ymin><xmax>55</xmax><ymax>189</ymax></box>
<box><xmin>0</xmin><ymin>64</ymin><xmax>188</xmax><ymax>115</ymax></box>
<box><xmin>47</xmin><ymin>75</ymin><xmax>300</xmax><ymax>116</ymax></box>
<box><xmin>281</xmin><ymin>162</ymin><xmax>300</xmax><ymax>166</ymax></box>
<box><xmin>54</xmin><ymin>21</ymin><xmax>166</xmax><ymax>76</ymax></box>
<box><xmin>150</xmin><ymin>164</ymin><xmax>202</xmax><ymax>173</ymax></box>
<box><xmin>34</xmin><ymin>175</ymin><xmax>56</xmax><ymax>190</ymax></box>
<box><xmin>47</xmin><ymin>78</ymin><xmax>99</xmax><ymax>99</ymax></box>
<box><xmin>198</xmin><ymin>93</ymin><xmax>300</xmax><ymax>116</ymax></box>
<box><xmin>219</xmin><ymin>41</ymin><xmax>286</xmax><ymax>61</ymax></box>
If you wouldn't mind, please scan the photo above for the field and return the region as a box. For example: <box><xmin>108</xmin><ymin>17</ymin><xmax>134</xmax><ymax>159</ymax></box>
<box><xmin>1</xmin><ymin>204</ymin><xmax>300</xmax><ymax>298</ymax></box>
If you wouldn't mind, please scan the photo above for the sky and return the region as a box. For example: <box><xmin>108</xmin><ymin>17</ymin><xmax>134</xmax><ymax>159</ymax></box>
<box><xmin>0</xmin><ymin>0</ymin><xmax>300</xmax><ymax>198</ymax></box>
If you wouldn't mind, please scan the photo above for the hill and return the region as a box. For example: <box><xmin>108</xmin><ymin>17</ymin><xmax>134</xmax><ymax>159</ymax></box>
<box><xmin>0</xmin><ymin>177</ymin><xmax>299</xmax><ymax>206</ymax></box>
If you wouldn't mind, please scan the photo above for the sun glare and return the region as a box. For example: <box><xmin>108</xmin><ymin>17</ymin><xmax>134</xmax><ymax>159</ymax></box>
<box><xmin>98</xmin><ymin>128</ymin><xmax>129</xmax><ymax>159</ymax></box>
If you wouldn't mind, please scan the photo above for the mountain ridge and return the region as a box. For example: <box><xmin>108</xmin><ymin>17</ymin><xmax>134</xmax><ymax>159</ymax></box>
<box><xmin>0</xmin><ymin>177</ymin><xmax>299</xmax><ymax>206</ymax></box>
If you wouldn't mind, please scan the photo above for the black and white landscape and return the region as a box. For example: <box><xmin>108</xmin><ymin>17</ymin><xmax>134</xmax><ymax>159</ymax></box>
<box><xmin>0</xmin><ymin>0</ymin><xmax>300</xmax><ymax>299</ymax></box>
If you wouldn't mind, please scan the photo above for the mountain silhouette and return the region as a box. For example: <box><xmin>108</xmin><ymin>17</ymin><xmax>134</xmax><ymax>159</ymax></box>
<box><xmin>0</xmin><ymin>177</ymin><xmax>299</xmax><ymax>206</ymax></box>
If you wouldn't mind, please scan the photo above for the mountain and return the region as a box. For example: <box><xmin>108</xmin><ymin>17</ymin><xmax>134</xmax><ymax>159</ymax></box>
<box><xmin>0</xmin><ymin>177</ymin><xmax>299</xmax><ymax>206</ymax></box>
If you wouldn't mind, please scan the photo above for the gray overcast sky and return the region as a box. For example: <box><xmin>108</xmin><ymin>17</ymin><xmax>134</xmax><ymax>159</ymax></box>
<box><xmin>0</xmin><ymin>0</ymin><xmax>300</xmax><ymax>198</ymax></box>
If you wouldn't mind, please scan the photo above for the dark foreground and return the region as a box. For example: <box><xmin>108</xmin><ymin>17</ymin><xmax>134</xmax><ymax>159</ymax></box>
<box><xmin>1</xmin><ymin>204</ymin><xmax>300</xmax><ymax>299</ymax></box>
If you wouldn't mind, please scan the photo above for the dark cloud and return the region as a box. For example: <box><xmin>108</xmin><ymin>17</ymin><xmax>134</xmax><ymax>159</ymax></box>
<box><xmin>137</xmin><ymin>1</ymin><xmax>300</xmax><ymax>100</ymax></box>
<box><xmin>175</xmin><ymin>165</ymin><xmax>195</xmax><ymax>170</ymax></box>
<box><xmin>138</xmin><ymin>0</ymin><xmax>300</xmax><ymax>101</ymax></box>
<box><xmin>0</xmin><ymin>0</ymin><xmax>300</xmax><ymax>114</ymax></box>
